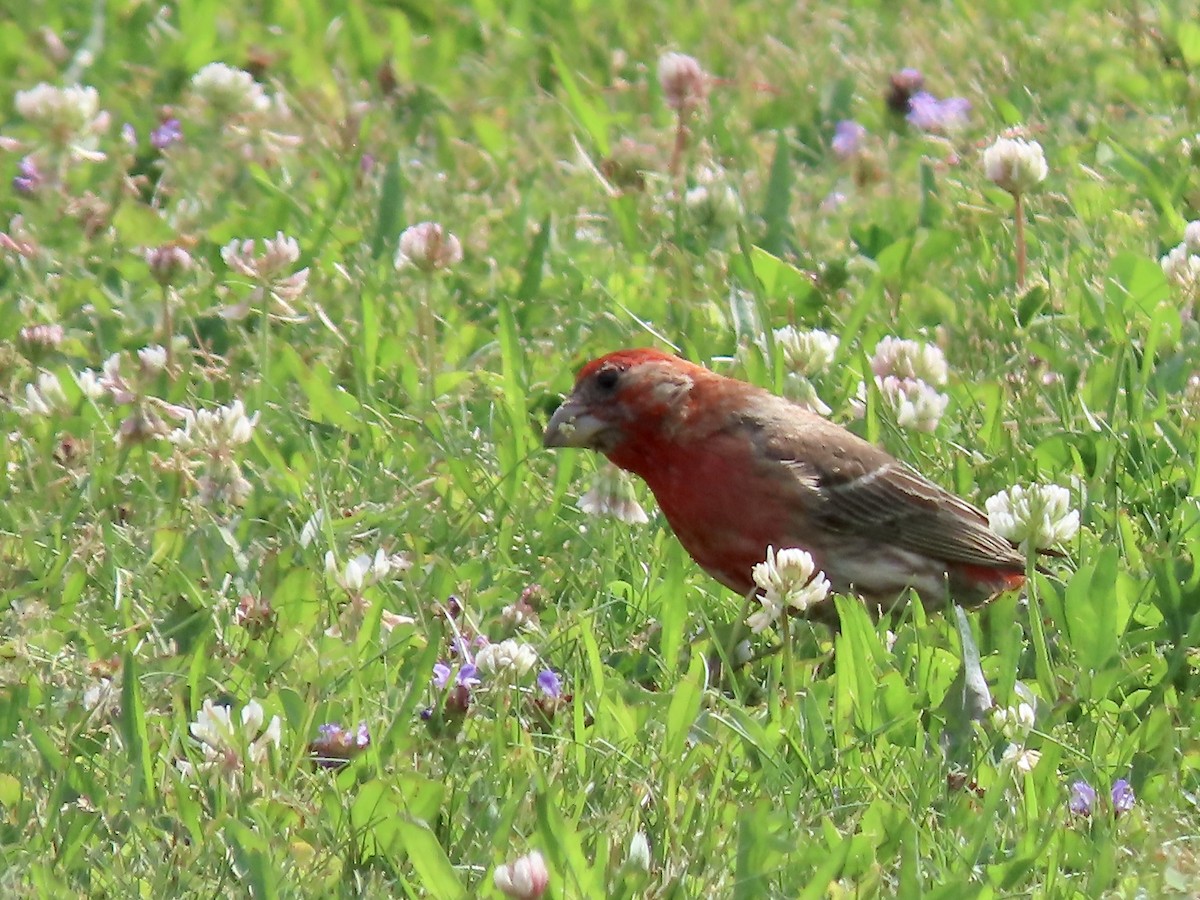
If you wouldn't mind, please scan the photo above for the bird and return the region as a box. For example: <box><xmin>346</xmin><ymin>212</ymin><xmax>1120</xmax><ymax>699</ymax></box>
<box><xmin>543</xmin><ymin>348</ymin><xmax>1026</xmax><ymax>622</ymax></box>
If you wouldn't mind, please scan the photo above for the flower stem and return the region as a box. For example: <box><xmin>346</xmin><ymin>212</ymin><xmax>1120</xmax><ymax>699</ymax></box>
<box><xmin>1013</xmin><ymin>191</ymin><xmax>1027</xmax><ymax>290</ymax></box>
<box><xmin>779</xmin><ymin>610</ymin><xmax>798</xmax><ymax>707</ymax></box>
<box><xmin>668</xmin><ymin>110</ymin><xmax>688</xmax><ymax>181</ymax></box>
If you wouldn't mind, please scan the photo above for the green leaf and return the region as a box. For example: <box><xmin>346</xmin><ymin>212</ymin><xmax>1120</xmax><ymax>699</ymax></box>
<box><xmin>119</xmin><ymin>651</ymin><xmax>156</xmax><ymax>805</ymax></box>
<box><xmin>516</xmin><ymin>214</ymin><xmax>552</xmax><ymax>303</ymax></box>
<box><xmin>759</xmin><ymin>130</ymin><xmax>792</xmax><ymax>256</ymax></box>
<box><xmin>662</xmin><ymin>652</ymin><xmax>705</xmax><ymax>761</ymax></box>
<box><xmin>549</xmin><ymin>45</ymin><xmax>610</xmax><ymax>155</ymax></box>
<box><xmin>396</xmin><ymin>819</ymin><xmax>465</xmax><ymax>899</ymax></box>
<box><xmin>371</xmin><ymin>156</ymin><xmax>404</xmax><ymax>259</ymax></box>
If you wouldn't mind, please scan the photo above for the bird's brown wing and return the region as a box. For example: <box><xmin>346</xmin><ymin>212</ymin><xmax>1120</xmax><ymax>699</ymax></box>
<box><xmin>753</xmin><ymin>412</ymin><xmax>1024</xmax><ymax>570</ymax></box>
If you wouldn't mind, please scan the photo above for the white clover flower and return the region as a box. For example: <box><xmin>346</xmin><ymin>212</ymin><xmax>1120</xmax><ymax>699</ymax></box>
<box><xmin>773</xmin><ymin>326</ymin><xmax>839</xmax><ymax>377</ymax></box>
<box><xmin>395</xmin><ymin>222</ymin><xmax>463</xmax><ymax>272</ymax></box>
<box><xmin>170</xmin><ymin>399</ymin><xmax>258</xmax><ymax>450</ymax></box>
<box><xmin>83</xmin><ymin>678</ymin><xmax>119</xmax><ymax>718</ymax></box>
<box><xmin>220</xmin><ymin>232</ymin><xmax>310</xmax><ymax>319</ymax></box>
<box><xmin>992</xmin><ymin>681</ymin><xmax>1037</xmax><ymax>743</ymax></box>
<box><xmin>782</xmin><ymin>374</ymin><xmax>831</xmax><ymax>416</ymax></box>
<box><xmin>684</xmin><ymin>165</ymin><xmax>742</xmax><ymax>228</ymax></box>
<box><xmin>1185</xmin><ymin>221</ymin><xmax>1200</xmax><ymax>255</ymax></box>
<box><xmin>1160</xmin><ymin>243</ymin><xmax>1200</xmax><ymax>290</ymax></box>
<box><xmin>747</xmin><ymin>546</ymin><xmax>831</xmax><ymax>632</ymax></box>
<box><xmin>22</xmin><ymin>370</ymin><xmax>66</xmax><ymax>416</ymax></box>
<box><xmin>871</xmin><ymin>336</ymin><xmax>948</xmax><ymax>386</ymax></box>
<box><xmin>324</xmin><ymin>548</ymin><xmax>396</xmax><ymax>593</ymax></box>
<box><xmin>876</xmin><ymin>375</ymin><xmax>950</xmax><ymax>433</ymax></box>
<box><xmin>657</xmin><ymin>52</ymin><xmax>707</xmax><ymax>111</ymax></box>
<box><xmin>983</xmin><ymin>137</ymin><xmax>1048</xmax><ymax>196</ymax></box>
<box><xmin>190</xmin><ymin>63</ymin><xmax>271</xmax><ymax>117</ymax></box>
<box><xmin>1000</xmin><ymin>743</ymin><xmax>1041</xmax><ymax>774</ymax></box>
<box><xmin>475</xmin><ymin>638</ymin><xmax>538</xmax><ymax>677</ymax></box>
<box><xmin>985</xmin><ymin>483</ymin><xmax>1079</xmax><ymax>549</ymax></box>
<box><xmin>138</xmin><ymin>344</ymin><xmax>168</xmax><ymax>373</ymax></box>
<box><xmin>494</xmin><ymin>850</ymin><xmax>549</xmax><ymax>899</ymax></box>
<box><xmin>578</xmin><ymin>463</ymin><xmax>649</xmax><ymax>524</ymax></box>
<box><xmin>178</xmin><ymin>698</ymin><xmax>281</xmax><ymax>781</ymax></box>
<box><xmin>169</xmin><ymin>400</ymin><xmax>258</xmax><ymax>505</ymax></box>
<box><xmin>626</xmin><ymin>831</ymin><xmax>652</xmax><ymax>872</ymax></box>
<box><xmin>14</xmin><ymin>83</ymin><xmax>108</xmax><ymax>158</ymax></box>
<box><xmin>299</xmin><ymin>509</ymin><xmax>325</xmax><ymax>548</ymax></box>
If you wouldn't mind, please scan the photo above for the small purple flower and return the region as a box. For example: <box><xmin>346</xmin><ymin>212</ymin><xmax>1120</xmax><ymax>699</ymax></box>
<box><xmin>1111</xmin><ymin>779</ymin><xmax>1135</xmax><ymax>814</ymax></box>
<box><xmin>359</xmin><ymin>153</ymin><xmax>376</xmax><ymax>175</ymax></box>
<box><xmin>432</xmin><ymin>661</ymin><xmax>452</xmax><ymax>690</ymax></box>
<box><xmin>458</xmin><ymin>663</ymin><xmax>480</xmax><ymax>688</ymax></box>
<box><xmin>1068</xmin><ymin>780</ymin><xmax>1096</xmax><ymax>816</ymax></box>
<box><xmin>13</xmin><ymin>156</ymin><xmax>42</xmax><ymax>195</ymax></box>
<box><xmin>150</xmin><ymin>118</ymin><xmax>183</xmax><ymax>150</ymax></box>
<box><xmin>906</xmin><ymin>92</ymin><xmax>971</xmax><ymax>133</ymax></box>
<box><xmin>121</xmin><ymin>123</ymin><xmax>137</xmax><ymax>148</ymax></box>
<box><xmin>537</xmin><ymin>668</ymin><xmax>562</xmax><ymax>699</ymax></box>
<box><xmin>433</xmin><ymin>661</ymin><xmax>480</xmax><ymax>690</ymax></box>
<box><xmin>831</xmin><ymin>120</ymin><xmax>867</xmax><ymax>160</ymax></box>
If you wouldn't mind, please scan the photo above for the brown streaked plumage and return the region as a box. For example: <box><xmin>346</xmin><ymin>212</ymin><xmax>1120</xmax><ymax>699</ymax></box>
<box><xmin>544</xmin><ymin>348</ymin><xmax>1026</xmax><ymax>620</ymax></box>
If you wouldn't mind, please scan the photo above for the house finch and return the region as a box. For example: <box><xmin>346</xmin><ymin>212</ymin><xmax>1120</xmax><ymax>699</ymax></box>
<box><xmin>543</xmin><ymin>348</ymin><xmax>1026</xmax><ymax>620</ymax></box>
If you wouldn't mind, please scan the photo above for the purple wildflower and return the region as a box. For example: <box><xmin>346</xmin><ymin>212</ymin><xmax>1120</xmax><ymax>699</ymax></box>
<box><xmin>150</xmin><ymin>118</ymin><xmax>183</xmax><ymax>150</ymax></box>
<box><xmin>831</xmin><ymin>120</ymin><xmax>866</xmax><ymax>160</ymax></box>
<box><xmin>458</xmin><ymin>663</ymin><xmax>480</xmax><ymax>688</ymax></box>
<box><xmin>432</xmin><ymin>661</ymin><xmax>452</xmax><ymax>690</ymax></box>
<box><xmin>1068</xmin><ymin>780</ymin><xmax>1096</xmax><ymax>816</ymax></box>
<box><xmin>433</xmin><ymin>661</ymin><xmax>480</xmax><ymax>690</ymax></box>
<box><xmin>13</xmin><ymin>156</ymin><xmax>42</xmax><ymax>194</ymax></box>
<box><xmin>906</xmin><ymin>92</ymin><xmax>971</xmax><ymax>133</ymax></box>
<box><xmin>886</xmin><ymin>68</ymin><xmax>925</xmax><ymax>114</ymax></box>
<box><xmin>1111</xmin><ymin>779</ymin><xmax>1135</xmax><ymax>814</ymax></box>
<box><xmin>121</xmin><ymin>123</ymin><xmax>137</xmax><ymax>148</ymax></box>
<box><xmin>537</xmin><ymin>668</ymin><xmax>562</xmax><ymax>699</ymax></box>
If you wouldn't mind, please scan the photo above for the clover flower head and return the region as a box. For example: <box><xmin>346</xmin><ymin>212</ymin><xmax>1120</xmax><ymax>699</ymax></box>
<box><xmin>871</xmin><ymin>336</ymin><xmax>948</xmax><ymax>385</ymax></box>
<box><xmin>992</xmin><ymin>682</ymin><xmax>1037</xmax><ymax>742</ymax></box>
<box><xmin>747</xmin><ymin>546</ymin><xmax>831</xmax><ymax>632</ymax></box>
<box><xmin>475</xmin><ymin>639</ymin><xmax>538</xmax><ymax>677</ymax></box>
<box><xmin>15</xmin><ymin>83</ymin><xmax>108</xmax><ymax>157</ymax></box>
<box><xmin>683</xmin><ymin>164</ymin><xmax>742</xmax><ymax>228</ymax></box>
<box><xmin>1160</xmin><ymin>243</ymin><xmax>1200</xmax><ymax>290</ymax></box>
<box><xmin>983</xmin><ymin>136</ymin><xmax>1048</xmax><ymax>196</ymax></box>
<box><xmin>22</xmin><ymin>370</ymin><xmax>66</xmax><ymax>416</ymax></box>
<box><xmin>145</xmin><ymin>242</ymin><xmax>194</xmax><ymax>285</ymax></box>
<box><xmin>773</xmin><ymin>325</ymin><xmax>839</xmax><ymax>377</ymax></box>
<box><xmin>985</xmin><ymin>483</ymin><xmax>1079</xmax><ymax>549</ymax></box>
<box><xmin>494</xmin><ymin>850</ymin><xmax>549</xmax><ymax>899</ymax></box>
<box><xmin>657</xmin><ymin>52</ymin><xmax>707</xmax><ymax>112</ymax></box>
<box><xmin>1000</xmin><ymin>744</ymin><xmax>1042</xmax><ymax>774</ymax></box>
<box><xmin>876</xmin><ymin>375</ymin><xmax>950</xmax><ymax>433</ymax></box>
<box><xmin>324</xmin><ymin>547</ymin><xmax>397</xmax><ymax>594</ymax></box>
<box><xmin>395</xmin><ymin>222</ymin><xmax>463</xmax><ymax>272</ymax></box>
<box><xmin>178</xmin><ymin>698</ymin><xmax>281</xmax><ymax>781</ymax></box>
<box><xmin>20</xmin><ymin>323</ymin><xmax>63</xmax><ymax>348</ymax></box>
<box><xmin>190</xmin><ymin>63</ymin><xmax>271</xmax><ymax>118</ymax></box>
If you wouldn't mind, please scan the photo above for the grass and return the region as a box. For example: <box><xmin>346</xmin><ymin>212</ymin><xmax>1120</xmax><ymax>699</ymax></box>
<box><xmin>3</xmin><ymin>0</ymin><xmax>1200</xmax><ymax>895</ymax></box>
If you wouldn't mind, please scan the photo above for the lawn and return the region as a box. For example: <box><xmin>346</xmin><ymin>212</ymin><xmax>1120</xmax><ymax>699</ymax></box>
<box><xmin>2</xmin><ymin>0</ymin><xmax>1200</xmax><ymax>896</ymax></box>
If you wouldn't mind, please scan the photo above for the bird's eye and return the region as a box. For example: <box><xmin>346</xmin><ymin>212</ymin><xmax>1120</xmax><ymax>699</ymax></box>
<box><xmin>595</xmin><ymin>367</ymin><xmax>621</xmax><ymax>392</ymax></box>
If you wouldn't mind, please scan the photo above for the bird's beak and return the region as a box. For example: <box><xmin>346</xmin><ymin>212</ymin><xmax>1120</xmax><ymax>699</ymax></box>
<box><xmin>543</xmin><ymin>399</ymin><xmax>608</xmax><ymax>449</ymax></box>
